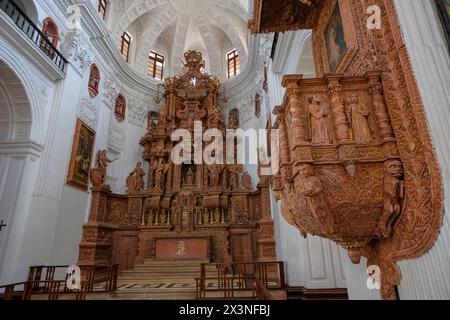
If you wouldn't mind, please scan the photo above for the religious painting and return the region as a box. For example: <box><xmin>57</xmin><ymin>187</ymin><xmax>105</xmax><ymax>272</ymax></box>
<box><xmin>67</xmin><ymin>119</ymin><xmax>96</xmax><ymax>191</ymax></box>
<box><xmin>325</xmin><ymin>2</ymin><xmax>347</xmax><ymax>72</ymax></box>
<box><xmin>436</xmin><ymin>0</ymin><xmax>450</xmax><ymax>52</ymax></box>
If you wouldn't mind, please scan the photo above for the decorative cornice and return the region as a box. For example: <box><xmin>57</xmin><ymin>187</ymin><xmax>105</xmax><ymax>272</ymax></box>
<box><xmin>0</xmin><ymin>141</ymin><xmax>45</xmax><ymax>158</ymax></box>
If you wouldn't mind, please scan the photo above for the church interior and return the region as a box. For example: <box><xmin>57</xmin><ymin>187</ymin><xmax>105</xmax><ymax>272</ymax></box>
<box><xmin>0</xmin><ymin>0</ymin><xmax>449</xmax><ymax>301</ymax></box>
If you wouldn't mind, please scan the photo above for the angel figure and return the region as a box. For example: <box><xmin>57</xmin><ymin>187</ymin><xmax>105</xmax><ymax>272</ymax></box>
<box><xmin>96</xmin><ymin>150</ymin><xmax>118</xmax><ymax>185</ymax></box>
<box><xmin>308</xmin><ymin>96</ymin><xmax>331</xmax><ymax>145</ymax></box>
<box><xmin>346</xmin><ymin>94</ymin><xmax>375</xmax><ymax>144</ymax></box>
<box><xmin>293</xmin><ymin>164</ymin><xmax>344</xmax><ymax>236</ymax></box>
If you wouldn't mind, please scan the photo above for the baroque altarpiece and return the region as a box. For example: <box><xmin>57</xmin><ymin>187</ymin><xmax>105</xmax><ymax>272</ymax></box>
<box><xmin>78</xmin><ymin>51</ymin><xmax>276</xmax><ymax>272</ymax></box>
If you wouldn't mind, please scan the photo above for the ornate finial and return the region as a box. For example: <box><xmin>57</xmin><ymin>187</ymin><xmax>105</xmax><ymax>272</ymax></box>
<box><xmin>184</xmin><ymin>50</ymin><xmax>204</xmax><ymax>72</ymax></box>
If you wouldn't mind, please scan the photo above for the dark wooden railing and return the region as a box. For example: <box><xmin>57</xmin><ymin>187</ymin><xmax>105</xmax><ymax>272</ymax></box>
<box><xmin>196</xmin><ymin>261</ymin><xmax>285</xmax><ymax>299</ymax></box>
<box><xmin>0</xmin><ymin>264</ymin><xmax>118</xmax><ymax>300</ymax></box>
<box><xmin>0</xmin><ymin>0</ymin><xmax>68</xmax><ymax>73</ymax></box>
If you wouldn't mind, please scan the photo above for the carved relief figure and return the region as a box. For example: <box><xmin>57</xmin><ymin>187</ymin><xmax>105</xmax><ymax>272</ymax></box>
<box><xmin>346</xmin><ymin>94</ymin><xmax>374</xmax><ymax>144</ymax></box>
<box><xmin>126</xmin><ymin>162</ymin><xmax>145</xmax><ymax>193</ymax></box>
<box><xmin>294</xmin><ymin>164</ymin><xmax>334</xmax><ymax>235</ymax></box>
<box><xmin>308</xmin><ymin>96</ymin><xmax>331</xmax><ymax>145</ymax></box>
<box><xmin>379</xmin><ymin>160</ymin><xmax>405</xmax><ymax>238</ymax></box>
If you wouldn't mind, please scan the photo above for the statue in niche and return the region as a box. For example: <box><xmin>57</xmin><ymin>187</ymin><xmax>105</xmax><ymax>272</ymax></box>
<box><xmin>228</xmin><ymin>108</ymin><xmax>240</xmax><ymax>129</ymax></box>
<box><xmin>308</xmin><ymin>96</ymin><xmax>331</xmax><ymax>145</ymax></box>
<box><xmin>154</xmin><ymin>158</ymin><xmax>170</xmax><ymax>191</ymax></box>
<box><xmin>126</xmin><ymin>162</ymin><xmax>145</xmax><ymax>193</ymax></box>
<box><xmin>346</xmin><ymin>94</ymin><xmax>374</xmax><ymax>144</ymax></box>
<box><xmin>229</xmin><ymin>164</ymin><xmax>241</xmax><ymax>190</ymax></box>
<box><xmin>207</xmin><ymin>164</ymin><xmax>223</xmax><ymax>190</ymax></box>
<box><xmin>241</xmin><ymin>172</ymin><xmax>253</xmax><ymax>190</ymax></box>
<box><xmin>379</xmin><ymin>160</ymin><xmax>405</xmax><ymax>238</ymax></box>
<box><xmin>185</xmin><ymin>167</ymin><xmax>195</xmax><ymax>186</ymax></box>
<box><xmin>293</xmin><ymin>164</ymin><xmax>337</xmax><ymax>235</ymax></box>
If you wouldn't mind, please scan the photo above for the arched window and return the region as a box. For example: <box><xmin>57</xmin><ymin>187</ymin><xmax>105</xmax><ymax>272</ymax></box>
<box><xmin>42</xmin><ymin>17</ymin><xmax>59</xmax><ymax>47</ymax></box>
<box><xmin>148</xmin><ymin>51</ymin><xmax>165</xmax><ymax>80</ymax></box>
<box><xmin>98</xmin><ymin>0</ymin><xmax>108</xmax><ymax>20</ymax></box>
<box><xmin>119</xmin><ymin>31</ymin><xmax>132</xmax><ymax>62</ymax></box>
<box><xmin>88</xmin><ymin>64</ymin><xmax>101</xmax><ymax>98</ymax></box>
<box><xmin>115</xmin><ymin>94</ymin><xmax>126</xmax><ymax>122</ymax></box>
<box><xmin>227</xmin><ymin>49</ymin><xmax>240</xmax><ymax>78</ymax></box>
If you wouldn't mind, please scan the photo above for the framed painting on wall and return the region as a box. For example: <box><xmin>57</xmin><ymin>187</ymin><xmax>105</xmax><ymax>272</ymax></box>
<box><xmin>436</xmin><ymin>0</ymin><xmax>450</xmax><ymax>52</ymax></box>
<box><xmin>324</xmin><ymin>2</ymin><xmax>347</xmax><ymax>72</ymax></box>
<box><xmin>67</xmin><ymin>119</ymin><xmax>96</xmax><ymax>191</ymax></box>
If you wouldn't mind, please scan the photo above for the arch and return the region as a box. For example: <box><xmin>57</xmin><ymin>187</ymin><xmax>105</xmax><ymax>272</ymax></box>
<box><xmin>0</xmin><ymin>61</ymin><xmax>32</xmax><ymax>142</ymax></box>
<box><xmin>42</xmin><ymin>17</ymin><xmax>59</xmax><ymax>48</ymax></box>
<box><xmin>0</xmin><ymin>39</ymin><xmax>45</xmax><ymax>143</ymax></box>
<box><xmin>115</xmin><ymin>94</ymin><xmax>126</xmax><ymax>122</ymax></box>
<box><xmin>88</xmin><ymin>64</ymin><xmax>101</xmax><ymax>98</ymax></box>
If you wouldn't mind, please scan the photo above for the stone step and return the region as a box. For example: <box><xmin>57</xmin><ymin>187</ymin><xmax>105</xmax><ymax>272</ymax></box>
<box><xmin>141</xmin><ymin>259</ymin><xmax>210</xmax><ymax>266</ymax></box>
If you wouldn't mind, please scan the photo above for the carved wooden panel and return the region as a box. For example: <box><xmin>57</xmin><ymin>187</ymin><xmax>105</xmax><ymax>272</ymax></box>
<box><xmin>257</xmin><ymin>0</ymin><xmax>444</xmax><ymax>299</ymax></box>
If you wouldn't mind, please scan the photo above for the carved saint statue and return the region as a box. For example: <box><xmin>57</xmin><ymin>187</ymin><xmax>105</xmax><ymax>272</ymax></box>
<box><xmin>294</xmin><ymin>164</ymin><xmax>334</xmax><ymax>235</ymax></box>
<box><xmin>126</xmin><ymin>162</ymin><xmax>145</xmax><ymax>193</ymax></box>
<box><xmin>229</xmin><ymin>164</ymin><xmax>241</xmax><ymax>190</ymax></box>
<box><xmin>241</xmin><ymin>172</ymin><xmax>253</xmax><ymax>190</ymax></box>
<box><xmin>154</xmin><ymin>158</ymin><xmax>170</xmax><ymax>191</ymax></box>
<box><xmin>379</xmin><ymin>159</ymin><xmax>405</xmax><ymax>238</ymax></box>
<box><xmin>346</xmin><ymin>94</ymin><xmax>374</xmax><ymax>144</ymax></box>
<box><xmin>185</xmin><ymin>167</ymin><xmax>195</xmax><ymax>186</ymax></box>
<box><xmin>228</xmin><ymin>108</ymin><xmax>240</xmax><ymax>129</ymax></box>
<box><xmin>308</xmin><ymin>96</ymin><xmax>331</xmax><ymax>145</ymax></box>
<box><xmin>207</xmin><ymin>164</ymin><xmax>223</xmax><ymax>189</ymax></box>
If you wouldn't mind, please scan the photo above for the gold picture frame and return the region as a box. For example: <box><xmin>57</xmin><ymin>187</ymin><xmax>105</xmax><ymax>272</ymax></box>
<box><xmin>67</xmin><ymin>119</ymin><xmax>96</xmax><ymax>191</ymax></box>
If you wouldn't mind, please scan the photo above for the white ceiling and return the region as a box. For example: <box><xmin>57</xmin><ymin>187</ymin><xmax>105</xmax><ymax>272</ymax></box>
<box><xmin>107</xmin><ymin>0</ymin><xmax>250</xmax><ymax>79</ymax></box>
